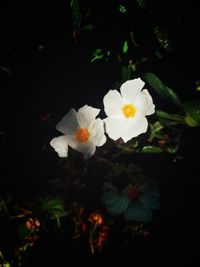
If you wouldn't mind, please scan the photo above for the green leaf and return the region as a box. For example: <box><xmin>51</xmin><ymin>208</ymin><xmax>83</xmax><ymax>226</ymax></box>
<box><xmin>123</xmin><ymin>40</ymin><xmax>129</xmax><ymax>54</ymax></box>
<box><xmin>141</xmin><ymin>146</ymin><xmax>163</xmax><ymax>153</ymax></box>
<box><xmin>119</xmin><ymin>5</ymin><xmax>126</xmax><ymax>13</ymax></box>
<box><xmin>144</xmin><ymin>73</ymin><xmax>182</xmax><ymax>107</ymax></box>
<box><xmin>165</xmin><ymin>86</ymin><xmax>182</xmax><ymax>107</ymax></box>
<box><xmin>166</xmin><ymin>144</ymin><xmax>179</xmax><ymax>154</ymax></box>
<box><xmin>90</xmin><ymin>49</ymin><xmax>104</xmax><ymax>62</ymax></box>
<box><xmin>156</xmin><ymin>110</ymin><xmax>185</xmax><ymax>123</ymax></box>
<box><xmin>184</xmin><ymin>101</ymin><xmax>200</xmax><ymax>127</ymax></box>
<box><xmin>40</xmin><ymin>197</ymin><xmax>65</xmax><ymax>217</ymax></box>
<box><xmin>144</xmin><ymin>73</ymin><xmax>166</xmax><ymax>96</ymax></box>
<box><xmin>70</xmin><ymin>0</ymin><xmax>81</xmax><ymax>30</ymax></box>
<box><xmin>151</xmin><ymin>121</ymin><xmax>164</xmax><ymax>132</ymax></box>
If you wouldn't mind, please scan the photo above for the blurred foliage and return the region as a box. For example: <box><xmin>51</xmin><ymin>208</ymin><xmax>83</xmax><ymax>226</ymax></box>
<box><xmin>122</xmin><ymin>40</ymin><xmax>129</xmax><ymax>54</ymax></box>
<box><xmin>119</xmin><ymin>5</ymin><xmax>126</xmax><ymax>14</ymax></box>
<box><xmin>153</xmin><ymin>26</ymin><xmax>172</xmax><ymax>52</ymax></box>
<box><xmin>184</xmin><ymin>101</ymin><xmax>200</xmax><ymax>127</ymax></box>
<box><xmin>40</xmin><ymin>197</ymin><xmax>66</xmax><ymax>227</ymax></box>
<box><xmin>70</xmin><ymin>0</ymin><xmax>81</xmax><ymax>40</ymax></box>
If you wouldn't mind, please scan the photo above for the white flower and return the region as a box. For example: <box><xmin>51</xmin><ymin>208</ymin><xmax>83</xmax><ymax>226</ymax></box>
<box><xmin>103</xmin><ymin>78</ymin><xmax>155</xmax><ymax>142</ymax></box>
<box><xmin>50</xmin><ymin>105</ymin><xmax>106</xmax><ymax>159</ymax></box>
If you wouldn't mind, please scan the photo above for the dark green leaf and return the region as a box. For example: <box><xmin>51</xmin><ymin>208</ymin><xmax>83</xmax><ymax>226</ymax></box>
<box><xmin>70</xmin><ymin>0</ymin><xmax>81</xmax><ymax>30</ymax></box>
<box><xmin>144</xmin><ymin>73</ymin><xmax>166</xmax><ymax>96</ymax></box>
<box><xmin>40</xmin><ymin>197</ymin><xmax>65</xmax><ymax>217</ymax></box>
<box><xmin>144</xmin><ymin>73</ymin><xmax>182</xmax><ymax>107</ymax></box>
<box><xmin>156</xmin><ymin>110</ymin><xmax>184</xmax><ymax>123</ymax></box>
<box><xmin>165</xmin><ymin>86</ymin><xmax>182</xmax><ymax>107</ymax></box>
<box><xmin>166</xmin><ymin>144</ymin><xmax>179</xmax><ymax>154</ymax></box>
<box><xmin>121</xmin><ymin>65</ymin><xmax>132</xmax><ymax>81</ymax></box>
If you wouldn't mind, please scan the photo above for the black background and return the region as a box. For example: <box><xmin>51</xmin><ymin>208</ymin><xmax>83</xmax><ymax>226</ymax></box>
<box><xmin>0</xmin><ymin>0</ymin><xmax>199</xmax><ymax>263</ymax></box>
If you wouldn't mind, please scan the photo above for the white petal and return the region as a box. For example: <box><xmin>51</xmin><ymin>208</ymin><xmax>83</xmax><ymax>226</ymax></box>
<box><xmin>121</xmin><ymin>115</ymin><xmax>148</xmax><ymax>142</ymax></box>
<box><xmin>77</xmin><ymin>105</ymin><xmax>100</xmax><ymax>129</ymax></box>
<box><xmin>104</xmin><ymin>116</ymin><xmax>126</xmax><ymax>141</ymax></box>
<box><xmin>50</xmin><ymin>136</ymin><xmax>68</xmax><ymax>157</ymax></box>
<box><xmin>120</xmin><ymin>78</ymin><xmax>145</xmax><ymax>103</ymax></box>
<box><xmin>56</xmin><ymin>108</ymin><xmax>79</xmax><ymax>135</ymax></box>
<box><xmin>90</xmin><ymin>118</ymin><xmax>106</xmax><ymax>147</ymax></box>
<box><xmin>135</xmin><ymin>89</ymin><xmax>155</xmax><ymax>116</ymax></box>
<box><xmin>65</xmin><ymin>135</ymin><xmax>96</xmax><ymax>159</ymax></box>
<box><xmin>103</xmin><ymin>90</ymin><xmax>123</xmax><ymax>117</ymax></box>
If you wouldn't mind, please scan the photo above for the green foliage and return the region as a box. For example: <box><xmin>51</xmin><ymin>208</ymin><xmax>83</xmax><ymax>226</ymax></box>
<box><xmin>81</xmin><ymin>23</ymin><xmax>93</xmax><ymax>31</ymax></box>
<box><xmin>136</xmin><ymin>0</ymin><xmax>148</xmax><ymax>9</ymax></box>
<box><xmin>141</xmin><ymin>146</ymin><xmax>163</xmax><ymax>153</ymax></box>
<box><xmin>156</xmin><ymin>110</ymin><xmax>185</xmax><ymax>125</ymax></box>
<box><xmin>154</xmin><ymin>26</ymin><xmax>172</xmax><ymax>52</ymax></box>
<box><xmin>70</xmin><ymin>0</ymin><xmax>81</xmax><ymax>30</ymax></box>
<box><xmin>90</xmin><ymin>49</ymin><xmax>104</xmax><ymax>62</ymax></box>
<box><xmin>122</xmin><ymin>40</ymin><xmax>129</xmax><ymax>54</ymax></box>
<box><xmin>0</xmin><ymin>250</ymin><xmax>11</xmax><ymax>267</ymax></box>
<box><xmin>144</xmin><ymin>73</ymin><xmax>182</xmax><ymax>107</ymax></box>
<box><xmin>119</xmin><ymin>5</ymin><xmax>127</xmax><ymax>13</ymax></box>
<box><xmin>184</xmin><ymin>101</ymin><xmax>200</xmax><ymax>127</ymax></box>
<box><xmin>40</xmin><ymin>197</ymin><xmax>65</xmax><ymax>216</ymax></box>
<box><xmin>121</xmin><ymin>65</ymin><xmax>132</xmax><ymax>81</ymax></box>
<box><xmin>40</xmin><ymin>197</ymin><xmax>66</xmax><ymax>227</ymax></box>
<box><xmin>154</xmin><ymin>51</ymin><xmax>163</xmax><ymax>59</ymax></box>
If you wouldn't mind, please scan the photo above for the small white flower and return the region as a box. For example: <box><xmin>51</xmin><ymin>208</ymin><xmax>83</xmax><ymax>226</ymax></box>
<box><xmin>50</xmin><ymin>105</ymin><xmax>106</xmax><ymax>159</ymax></box>
<box><xmin>103</xmin><ymin>78</ymin><xmax>155</xmax><ymax>142</ymax></box>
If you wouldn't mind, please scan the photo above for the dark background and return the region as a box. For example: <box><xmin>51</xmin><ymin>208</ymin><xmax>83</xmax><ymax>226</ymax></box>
<box><xmin>0</xmin><ymin>0</ymin><xmax>199</xmax><ymax>263</ymax></box>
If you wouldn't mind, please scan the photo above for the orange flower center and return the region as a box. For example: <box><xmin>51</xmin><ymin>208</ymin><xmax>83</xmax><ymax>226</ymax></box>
<box><xmin>122</xmin><ymin>104</ymin><xmax>137</xmax><ymax>118</ymax></box>
<box><xmin>76</xmin><ymin>128</ymin><xmax>90</xmax><ymax>142</ymax></box>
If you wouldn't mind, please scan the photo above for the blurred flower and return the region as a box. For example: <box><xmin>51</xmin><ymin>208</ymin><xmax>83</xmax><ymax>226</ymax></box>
<box><xmin>50</xmin><ymin>105</ymin><xmax>106</xmax><ymax>159</ymax></box>
<box><xmin>103</xmin><ymin>78</ymin><xmax>155</xmax><ymax>142</ymax></box>
<box><xmin>102</xmin><ymin>177</ymin><xmax>159</xmax><ymax>222</ymax></box>
<box><xmin>89</xmin><ymin>211</ymin><xmax>104</xmax><ymax>225</ymax></box>
<box><xmin>26</xmin><ymin>218</ymin><xmax>40</xmax><ymax>231</ymax></box>
<box><xmin>88</xmin><ymin>211</ymin><xmax>108</xmax><ymax>254</ymax></box>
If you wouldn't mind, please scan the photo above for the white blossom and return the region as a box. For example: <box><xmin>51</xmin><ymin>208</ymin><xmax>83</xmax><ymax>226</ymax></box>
<box><xmin>50</xmin><ymin>105</ymin><xmax>106</xmax><ymax>159</ymax></box>
<box><xmin>103</xmin><ymin>78</ymin><xmax>155</xmax><ymax>142</ymax></box>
